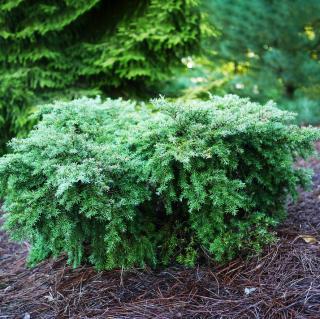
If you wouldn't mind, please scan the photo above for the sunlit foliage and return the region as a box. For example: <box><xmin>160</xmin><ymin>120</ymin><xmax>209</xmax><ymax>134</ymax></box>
<box><xmin>0</xmin><ymin>0</ymin><xmax>201</xmax><ymax>152</ymax></box>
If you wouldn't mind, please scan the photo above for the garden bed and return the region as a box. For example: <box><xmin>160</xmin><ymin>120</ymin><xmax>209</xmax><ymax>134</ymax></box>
<box><xmin>1</xmin><ymin>144</ymin><xmax>320</xmax><ymax>319</ymax></box>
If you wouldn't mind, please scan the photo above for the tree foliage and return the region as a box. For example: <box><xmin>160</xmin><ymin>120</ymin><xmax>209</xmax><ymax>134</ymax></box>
<box><xmin>206</xmin><ymin>0</ymin><xmax>320</xmax><ymax>101</ymax></box>
<box><xmin>167</xmin><ymin>0</ymin><xmax>320</xmax><ymax>124</ymax></box>
<box><xmin>0</xmin><ymin>95</ymin><xmax>318</xmax><ymax>269</ymax></box>
<box><xmin>0</xmin><ymin>0</ymin><xmax>201</xmax><ymax>152</ymax></box>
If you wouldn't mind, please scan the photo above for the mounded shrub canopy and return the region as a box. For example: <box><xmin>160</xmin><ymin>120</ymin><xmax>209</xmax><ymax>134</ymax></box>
<box><xmin>0</xmin><ymin>95</ymin><xmax>318</xmax><ymax>269</ymax></box>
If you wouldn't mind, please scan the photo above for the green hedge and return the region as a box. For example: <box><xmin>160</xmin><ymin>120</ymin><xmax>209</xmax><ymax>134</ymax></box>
<box><xmin>0</xmin><ymin>95</ymin><xmax>318</xmax><ymax>269</ymax></box>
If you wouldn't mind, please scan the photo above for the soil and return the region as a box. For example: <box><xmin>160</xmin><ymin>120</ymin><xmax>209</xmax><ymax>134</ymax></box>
<box><xmin>1</xmin><ymin>146</ymin><xmax>320</xmax><ymax>319</ymax></box>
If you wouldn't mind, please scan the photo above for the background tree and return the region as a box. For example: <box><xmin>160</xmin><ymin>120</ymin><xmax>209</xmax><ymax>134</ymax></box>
<box><xmin>0</xmin><ymin>0</ymin><xmax>201</xmax><ymax>152</ymax></box>
<box><xmin>207</xmin><ymin>0</ymin><xmax>320</xmax><ymax>100</ymax></box>
<box><xmin>167</xmin><ymin>0</ymin><xmax>320</xmax><ymax>124</ymax></box>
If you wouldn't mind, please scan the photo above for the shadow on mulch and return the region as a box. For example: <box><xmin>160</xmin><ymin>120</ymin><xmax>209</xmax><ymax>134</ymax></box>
<box><xmin>1</xmin><ymin>148</ymin><xmax>320</xmax><ymax>319</ymax></box>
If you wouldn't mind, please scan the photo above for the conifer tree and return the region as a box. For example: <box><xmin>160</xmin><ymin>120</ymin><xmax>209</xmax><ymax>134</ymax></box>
<box><xmin>0</xmin><ymin>0</ymin><xmax>201</xmax><ymax>152</ymax></box>
<box><xmin>206</xmin><ymin>0</ymin><xmax>320</xmax><ymax>103</ymax></box>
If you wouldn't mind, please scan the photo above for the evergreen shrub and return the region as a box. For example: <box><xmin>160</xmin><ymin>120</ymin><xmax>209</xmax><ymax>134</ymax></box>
<box><xmin>0</xmin><ymin>95</ymin><xmax>318</xmax><ymax>269</ymax></box>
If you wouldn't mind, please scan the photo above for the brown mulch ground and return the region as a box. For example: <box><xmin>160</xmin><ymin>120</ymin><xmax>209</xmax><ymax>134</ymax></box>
<box><xmin>1</xmin><ymin>150</ymin><xmax>320</xmax><ymax>319</ymax></box>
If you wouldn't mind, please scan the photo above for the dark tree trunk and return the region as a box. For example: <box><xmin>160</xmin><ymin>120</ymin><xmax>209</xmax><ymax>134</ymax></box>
<box><xmin>285</xmin><ymin>84</ymin><xmax>296</xmax><ymax>99</ymax></box>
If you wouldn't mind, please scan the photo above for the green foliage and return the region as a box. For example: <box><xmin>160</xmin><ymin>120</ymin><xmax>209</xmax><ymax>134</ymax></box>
<box><xmin>0</xmin><ymin>95</ymin><xmax>318</xmax><ymax>269</ymax></box>
<box><xmin>0</xmin><ymin>0</ymin><xmax>201</xmax><ymax>152</ymax></box>
<box><xmin>206</xmin><ymin>0</ymin><xmax>320</xmax><ymax>100</ymax></box>
<box><xmin>280</xmin><ymin>98</ymin><xmax>320</xmax><ymax>126</ymax></box>
<box><xmin>169</xmin><ymin>0</ymin><xmax>320</xmax><ymax>124</ymax></box>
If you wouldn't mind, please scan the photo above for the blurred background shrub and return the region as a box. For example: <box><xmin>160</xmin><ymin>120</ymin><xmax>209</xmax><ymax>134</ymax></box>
<box><xmin>162</xmin><ymin>0</ymin><xmax>320</xmax><ymax>124</ymax></box>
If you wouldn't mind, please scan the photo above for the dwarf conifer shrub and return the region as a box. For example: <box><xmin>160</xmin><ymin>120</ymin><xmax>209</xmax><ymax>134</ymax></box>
<box><xmin>0</xmin><ymin>95</ymin><xmax>319</xmax><ymax>269</ymax></box>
